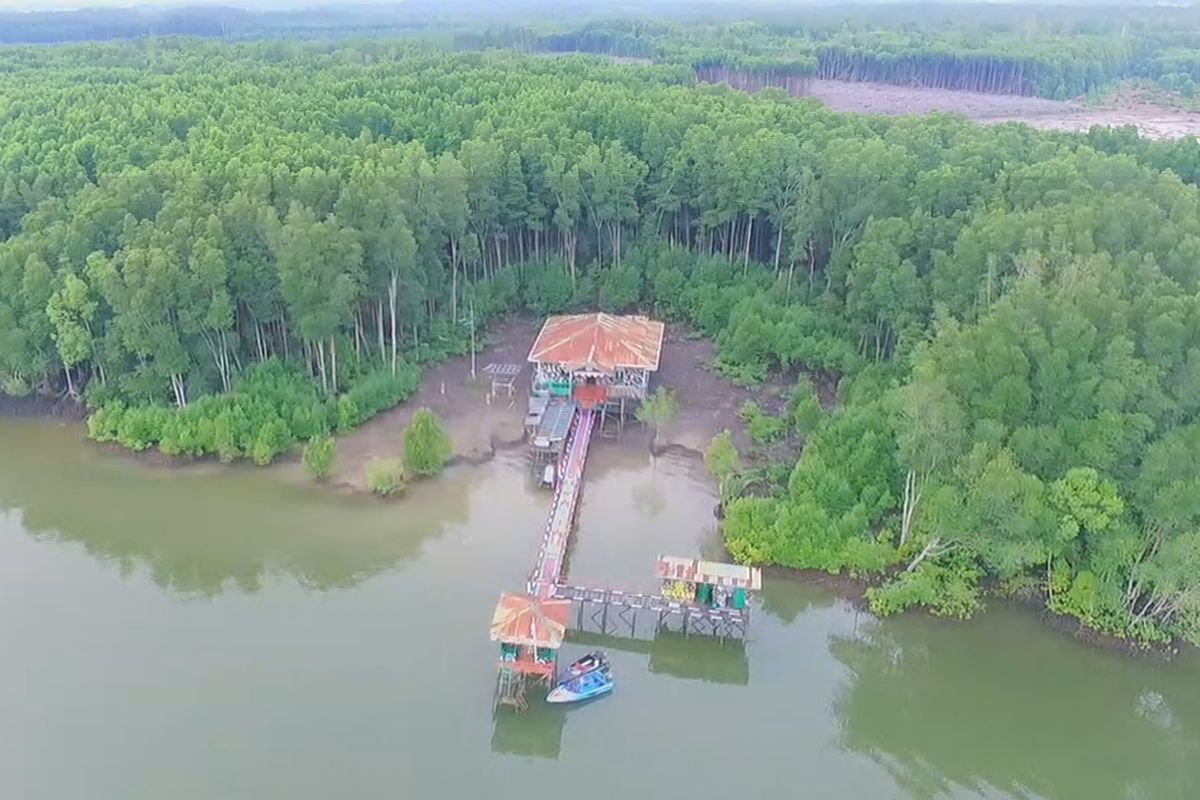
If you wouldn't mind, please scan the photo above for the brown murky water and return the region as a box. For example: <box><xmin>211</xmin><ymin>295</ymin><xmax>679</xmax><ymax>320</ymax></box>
<box><xmin>1</xmin><ymin>419</ymin><xmax>1197</xmax><ymax>799</ymax></box>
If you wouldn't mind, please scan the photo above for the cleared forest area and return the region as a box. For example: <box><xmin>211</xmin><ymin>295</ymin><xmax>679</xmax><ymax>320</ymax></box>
<box><xmin>807</xmin><ymin>80</ymin><xmax>1200</xmax><ymax>140</ymax></box>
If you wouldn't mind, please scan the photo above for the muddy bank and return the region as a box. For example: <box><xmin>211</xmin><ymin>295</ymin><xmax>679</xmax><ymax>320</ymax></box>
<box><xmin>334</xmin><ymin>319</ymin><xmax>780</xmax><ymax>488</ymax></box>
<box><xmin>0</xmin><ymin>392</ymin><xmax>86</xmax><ymax>420</ymax></box>
<box><xmin>332</xmin><ymin>318</ymin><xmax>536</xmax><ymax>489</ymax></box>
<box><xmin>0</xmin><ymin>318</ymin><xmax>772</xmax><ymax>491</ymax></box>
<box><xmin>653</xmin><ymin>325</ymin><xmax>827</xmax><ymax>456</ymax></box>
<box><xmin>807</xmin><ymin>78</ymin><xmax>1200</xmax><ymax>140</ymax></box>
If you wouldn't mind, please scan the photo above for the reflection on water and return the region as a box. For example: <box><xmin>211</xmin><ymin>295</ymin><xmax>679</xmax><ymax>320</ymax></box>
<box><xmin>831</xmin><ymin>614</ymin><xmax>1200</xmax><ymax>800</ymax></box>
<box><xmin>757</xmin><ymin>571</ymin><xmax>840</xmax><ymax>624</ymax></box>
<box><xmin>0</xmin><ymin>421</ymin><xmax>470</xmax><ymax>594</ymax></box>
<box><xmin>567</xmin><ymin>629</ymin><xmax>750</xmax><ymax>686</ymax></box>
<box><xmin>571</xmin><ymin>446</ymin><xmax>722</xmax><ymax>590</ymax></box>
<box><xmin>491</xmin><ymin>693</ymin><xmax>568</xmax><ymax>759</ymax></box>
<box><xmin>491</xmin><ymin>629</ymin><xmax>751</xmax><ymax>759</ymax></box>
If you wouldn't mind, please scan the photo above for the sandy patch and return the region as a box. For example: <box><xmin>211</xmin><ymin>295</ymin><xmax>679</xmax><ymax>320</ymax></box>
<box><xmin>807</xmin><ymin>79</ymin><xmax>1200</xmax><ymax>140</ymax></box>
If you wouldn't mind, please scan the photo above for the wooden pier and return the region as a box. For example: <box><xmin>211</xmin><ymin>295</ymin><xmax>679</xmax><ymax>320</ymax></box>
<box><xmin>527</xmin><ymin>406</ymin><xmax>595</xmax><ymax>598</ymax></box>
<box><xmin>492</xmin><ymin>314</ymin><xmax>758</xmax><ymax>710</ymax></box>
<box><xmin>553</xmin><ymin>583</ymin><xmax>750</xmax><ymax>641</ymax></box>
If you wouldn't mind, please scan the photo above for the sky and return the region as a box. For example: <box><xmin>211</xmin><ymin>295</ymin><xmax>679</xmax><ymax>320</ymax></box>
<box><xmin>0</xmin><ymin>0</ymin><xmax>360</xmax><ymax>10</ymax></box>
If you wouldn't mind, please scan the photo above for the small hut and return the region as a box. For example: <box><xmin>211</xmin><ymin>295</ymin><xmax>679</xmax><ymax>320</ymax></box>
<box><xmin>490</xmin><ymin>593</ymin><xmax>571</xmax><ymax>710</ymax></box>
<box><xmin>527</xmin><ymin>313</ymin><xmax>665</xmax><ymax>409</ymax></box>
<box><xmin>656</xmin><ymin>556</ymin><xmax>762</xmax><ymax>611</ymax></box>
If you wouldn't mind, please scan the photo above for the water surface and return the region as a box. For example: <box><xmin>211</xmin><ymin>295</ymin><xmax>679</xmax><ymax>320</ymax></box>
<box><xmin>1</xmin><ymin>420</ymin><xmax>1196</xmax><ymax>799</ymax></box>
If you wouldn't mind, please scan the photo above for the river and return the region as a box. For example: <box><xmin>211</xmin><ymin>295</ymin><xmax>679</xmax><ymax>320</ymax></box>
<box><xmin>1</xmin><ymin>419</ymin><xmax>1197</xmax><ymax>799</ymax></box>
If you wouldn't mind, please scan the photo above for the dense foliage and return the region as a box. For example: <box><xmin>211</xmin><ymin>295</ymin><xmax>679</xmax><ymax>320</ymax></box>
<box><xmin>2</xmin><ymin>36</ymin><xmax>1199</xmax><ymax>644</ymax></box>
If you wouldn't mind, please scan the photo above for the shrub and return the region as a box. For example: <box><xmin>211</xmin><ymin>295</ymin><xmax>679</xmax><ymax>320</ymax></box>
<box><xmin>303</xmin><ymin>435</ymin><xmax>337</xmax><ymax>481</ymax></box>
<box><xmin>636</xmin><ymin>387</ymin><xmax>680</xmax><ymax>444</ymax></box>
<box><xmin>365</xmin><ymin>457</ymin><xmax>406</xmax><ymax>496</ymax></box>
<box><xmin>115</xmin><ymin>405</ymin><xmax>168</xmax><ymax>451</ymax></box>
<box><xmin>336</xmin><ymin>395</ymin><xmax>361</xmax><ymax>433</ymax></box>
<box><xmin>250</xmin><ymin>417</ymin><xmax>292</xmax><ymax>466</ymax></box>
<box><xmin>80</xmin><ymin>360</ymin><xmax>422</xmax><ymax>464</ymax></box>
<box><xmin>704</xmin><ymin>429</ymin><xmax>739</xmax><ymax>500</ymax></box>
<box><xmin>866</xmin><ymin>558</ymin><xmax>984</xmax><ymax>619</ymax></box>
<box><xmin>650</xmin><ymin>267</ymin><xmax>687</xmax><ymax>319</ymax></box>
<box><xmin>343</xmin><ymin>364</ymin><xmax>421</xmax><ymax>422</ymax></box>
<box><xmin>739</xmin><ymin>401</ymin><xmax>786</xmax><ymax>445</ymax></box>
<box><xmin>1</xmin><ymin>374</ymin><xmax>30</xmax><ymax>397</ymax></box>
<box><xmin>86</xmin><ymin>401</ymin><xmax>126</xmax><ymax>442</ymax></box>
<box><xmin>404</xmin><ymin>408</ymin><xmax>453</xmax><ymax>476</ymax></box>
<box><xmin>212</xmin><ymin>410</ymin><xmax>240</xmax><ymax>462</ymax></box>
<box><xmin>788</xmin><ymin>377</ymin><xmax>823</xmax><ymax>436</ymax></box>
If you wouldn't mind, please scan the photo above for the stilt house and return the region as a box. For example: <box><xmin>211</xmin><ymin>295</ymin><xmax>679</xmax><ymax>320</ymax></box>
<box><xmin>527</xmin><ymin>313</ymin><xmax>665</xmax><ymax>410</ymax></box>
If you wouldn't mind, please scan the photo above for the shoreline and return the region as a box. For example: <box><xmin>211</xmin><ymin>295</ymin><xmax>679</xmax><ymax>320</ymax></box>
<box><xmin>4</xmin><ymin>339</ymin><xmax>1191</xmax><ymax>659</ymax></box>
<box><xmin>755</xmin><ymin>562</ymin><xmax>1190</xmax><ymax>659</ymax></box>
<box><xmin>0</xmin><ymin>392</ymin><xmax>87</xmax><ymax>420</ymax></box>
<box><xmin>2</xmin><ymin>401</ymin><xmax>1190</xmax><ymax>658</ymax></box>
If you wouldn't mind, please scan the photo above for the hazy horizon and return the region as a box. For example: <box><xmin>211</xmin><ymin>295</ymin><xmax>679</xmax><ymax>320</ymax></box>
<box><xmin>0</xmin><ymin>0</ymin><xmax>400</xmax><ymax>11</ymax></box>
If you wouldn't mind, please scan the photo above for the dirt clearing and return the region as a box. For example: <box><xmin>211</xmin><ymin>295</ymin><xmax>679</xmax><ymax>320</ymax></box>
<box><xmin>331</xmin><ymin>319</ymin><xmax>802</xmax><ymax>488</ymax></box>
<box><xmin>333</xmin><ymin>319</ymin><xmax>536</xmax><ymax>488</ymax></box>
<box><xmin>808</xmin><ymin>79</ymin><xmax>1200</xmax><ymax>140</ymax></box>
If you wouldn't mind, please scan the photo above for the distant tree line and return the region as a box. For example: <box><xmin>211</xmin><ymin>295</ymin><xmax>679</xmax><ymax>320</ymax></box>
<box><xmin>8</xmin><ymin>3</ymin><xmax>1200</xmax><ymax>101</ymax></box>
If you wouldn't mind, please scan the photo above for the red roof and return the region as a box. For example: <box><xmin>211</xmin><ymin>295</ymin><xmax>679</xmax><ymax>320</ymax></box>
<box><xmin>528</xmin><ymin>313</ymin><xmax>665</xmax><ymax>373</ymax></box>
<box><xmin>489</xmin><ymin>593</ymin><xmax>571</xmax><ymax>648</ymax></box>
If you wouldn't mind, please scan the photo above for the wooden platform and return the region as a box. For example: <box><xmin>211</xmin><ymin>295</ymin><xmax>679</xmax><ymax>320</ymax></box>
<box><xmin>552</xmin><ymin>583</ymin><xmax>750</xmax><ymax>641</ymax></box>
<box><xmin>527</xmin><ymin>408</ymin><xmax>594</xmax><ymax>598</ymax></box>
<box><xmin>483</xmin><ymin>362</ymin><xmax>521</xmax><ymax>397</ymax></box>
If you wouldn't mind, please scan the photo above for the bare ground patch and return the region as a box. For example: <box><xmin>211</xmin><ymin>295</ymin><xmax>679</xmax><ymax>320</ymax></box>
<box><xmin>332</xmin><ymin>318</ymin><xmax>538</xmax><ymax>489</ymax></box>
<box><xmin>808</xmin><ymin>79</ymin><xmax>1200</xmax><ymax>140</ymax></box>
<box><xmin>333</xmin><ymin>319</ymin><xmax>818</xmax><ymax>487</ymax></box>
<box><xmin>654</xmin><ymin>327</ymin><xmax>788</xmax><ymax>455</ymax></box>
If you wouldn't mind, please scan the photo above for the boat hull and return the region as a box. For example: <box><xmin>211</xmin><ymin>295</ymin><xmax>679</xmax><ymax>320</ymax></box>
<box><xmin>546</xmin><ymin>681</ymin><xmax>614</xmax><ymax>704</ymax></box>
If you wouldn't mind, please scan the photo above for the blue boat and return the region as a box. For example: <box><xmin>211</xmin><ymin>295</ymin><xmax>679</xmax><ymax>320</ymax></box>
<box><xmin>546</xmin><ymin>664</ymin><xmax>614</xmax><ymax>704</ymax></box>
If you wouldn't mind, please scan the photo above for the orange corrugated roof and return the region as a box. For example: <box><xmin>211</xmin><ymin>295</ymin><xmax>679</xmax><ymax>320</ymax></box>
<box><xmin>527</xmin><ymin>313</ymin><xmax>665</xmax><ymax>373</ymax></box>
<box><xmin>489</xmin><ymin>593</ymin><xmax>571</xmax><ymax>648</ymax></box>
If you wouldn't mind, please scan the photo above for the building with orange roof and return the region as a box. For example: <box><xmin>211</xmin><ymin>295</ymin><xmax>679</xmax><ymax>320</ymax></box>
<box><xmin>527</xmin><ymin>313</ymin><xmax>665</xmax><ymax>409</ymax></box>
<box><xmin>490</xmin><ymin>593</ymin><xmax>573</xmax><ymax>710</ymax></box>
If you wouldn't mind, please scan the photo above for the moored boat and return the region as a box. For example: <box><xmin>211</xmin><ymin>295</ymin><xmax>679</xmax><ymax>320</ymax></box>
<box><xmin>546</xmin><ymin>667</ymin><xmax>614</xmax><ymax>704</ymax></box>
<box><xmin>564</xmin><ymin>650</ymin><xmax>607</xmax><ymax>678</ymax></box>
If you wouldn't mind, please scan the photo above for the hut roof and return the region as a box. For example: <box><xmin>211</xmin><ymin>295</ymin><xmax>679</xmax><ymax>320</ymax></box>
<box><xmin>656</xmin><ymin>556</ymin><xmax>763</xmax><ymax>591</ymax></box>
<box><xmin>489</xmin><ymin>593</ymin><xmax>571</xmax><ymax>648</ymax></box>
<box><xmin>528</xmin><ymin>313</ymin><xmax>665</xmax><ymax>373</ymax></box>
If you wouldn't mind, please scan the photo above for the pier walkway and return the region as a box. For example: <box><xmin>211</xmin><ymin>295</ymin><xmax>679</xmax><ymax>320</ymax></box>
<box><xmin>527</xmin><ymin>407</ymin><xmax>596</xmax><ymax>599</ymax></box>
<box><xmin>552</xmin><ymin>583</ymin><xmax>749</xmax><ymax>640</ymax></box>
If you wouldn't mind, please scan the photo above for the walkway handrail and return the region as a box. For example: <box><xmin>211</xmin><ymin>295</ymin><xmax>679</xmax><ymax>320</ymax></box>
<box><xmin>528</xmin><ymin>407</ymin><xmax>595</xmax><ymax>598</ymax></box>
